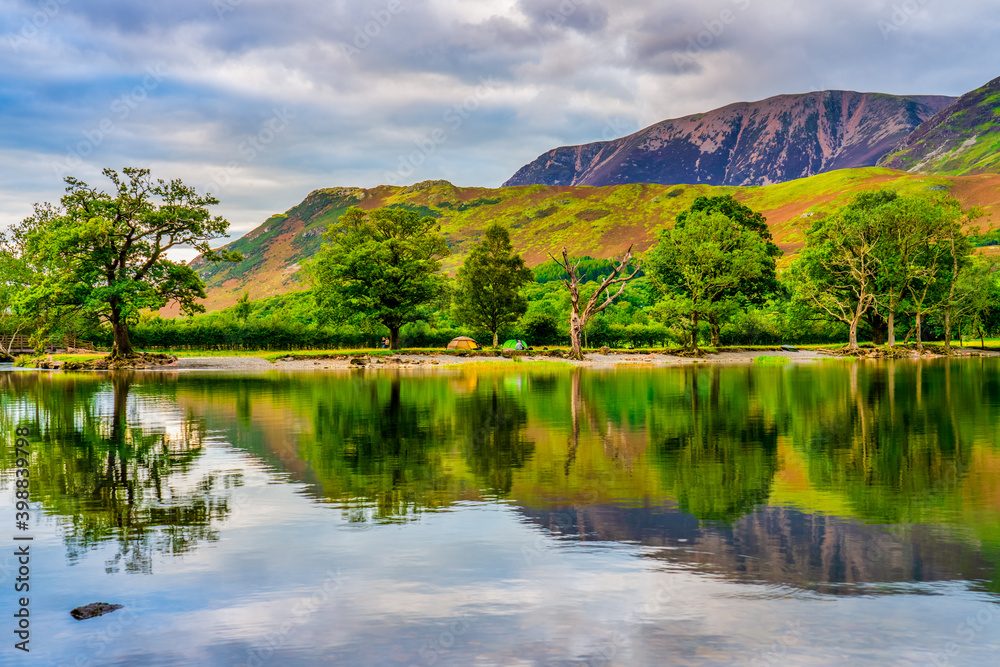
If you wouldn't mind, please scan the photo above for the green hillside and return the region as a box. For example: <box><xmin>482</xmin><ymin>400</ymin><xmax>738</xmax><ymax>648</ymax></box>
<box><xmin>190</xmin><ymin>168</ymin><xmax>1000</xmax><ymax>311</ymax></box>
<box><xmin>879</xmin><ymin>75</ymin><xmax>1000</xmax><ymax>175</ymax></box>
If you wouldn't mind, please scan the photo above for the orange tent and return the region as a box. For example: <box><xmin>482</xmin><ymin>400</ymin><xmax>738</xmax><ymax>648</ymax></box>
<box><xmin>447</xmin><ymin>336</ymin><xmax>481</xmax><ymax>350</ymax></box>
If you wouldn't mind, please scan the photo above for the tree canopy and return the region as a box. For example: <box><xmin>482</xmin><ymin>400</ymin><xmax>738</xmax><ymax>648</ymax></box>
<box><xmin>13</xmin><ymin>167</ymin><xmax>240</xmax><ymax>358</ymax></box>
<box><xmin>646</xmin><ymin>210</ymin><xmax>771</xmax><ymax>350</ymax></box>
<box><xmin>308</xmin><ymin>206</ymin><xmax>450</xmax><ymax>349</ymax></box>
<box><xmin>453</xmin><ymin>223</ymin><xmax>533</xmax><ymax>347</ymax></box>
<box><xmin>791</xmin><ymin>189</ymin><xmax>971</xmax><ymax>349</ymax></box>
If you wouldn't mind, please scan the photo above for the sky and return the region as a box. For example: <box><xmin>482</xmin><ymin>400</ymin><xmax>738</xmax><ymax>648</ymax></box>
<box><xmin>1</xmin><ymin>0</ymin><xmax>998</xmax><ymax>260</ymax></box>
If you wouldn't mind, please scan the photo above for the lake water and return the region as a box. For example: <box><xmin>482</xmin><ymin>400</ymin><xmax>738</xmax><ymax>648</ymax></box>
<box><xmin>1</xmin><ymin>361</ymin><xmax>998</xmax><ymax>666</ymax></box>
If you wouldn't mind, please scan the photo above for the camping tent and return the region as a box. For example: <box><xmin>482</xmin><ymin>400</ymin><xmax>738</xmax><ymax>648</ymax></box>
<box><xmin>447</xmin><ymin>336</ymin><xmax>481</xmax><ymax>350</ymax></box>
<box><xmin>502</xmin><ymin>339</ymin><xmax>529</xmax><ymax>350</ymax></box>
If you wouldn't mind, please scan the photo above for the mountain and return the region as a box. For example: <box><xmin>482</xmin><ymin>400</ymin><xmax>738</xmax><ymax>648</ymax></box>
<box><xmin>878</xmin><ymin>76</ymin><xmax>1000</xmax><ymax>175</ymax></box>
<box><xmin>189</xmin><ymin>169</ymin><xmax>1000</xmax><ymax>312</ymax></box>
<box><xmin>503</xmin><ymin>91</ymin><xmax>955</xmax><ymax>188</ymax></box>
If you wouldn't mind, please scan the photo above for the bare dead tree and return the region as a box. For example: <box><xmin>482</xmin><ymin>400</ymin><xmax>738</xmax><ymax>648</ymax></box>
<box><xmin>550</xmin><ymin>246</ymin><xmax>640</xmax><ymax>360</ymax></box>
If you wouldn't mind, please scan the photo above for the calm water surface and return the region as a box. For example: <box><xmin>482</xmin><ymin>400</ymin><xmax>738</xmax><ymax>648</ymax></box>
<box><xmin>1</xmin><ymin>360</ymin><xmax>999</xmax><ymax>666</ymax></box>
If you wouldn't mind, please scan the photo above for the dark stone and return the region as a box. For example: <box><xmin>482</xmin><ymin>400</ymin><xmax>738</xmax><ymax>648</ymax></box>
<box><xmin>70</xmin><ymin>602</ymin><xmax>124</xmax><ymax>620</ymax></box>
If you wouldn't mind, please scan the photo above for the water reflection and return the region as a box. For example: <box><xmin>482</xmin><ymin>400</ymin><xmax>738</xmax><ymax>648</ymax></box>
<box><xmin>1</xmin><ymin>372</ymin><xmax>237</xmax><ymax>572</ymax></box>
<box><xmin>3</xmin><ymin>360</ymin><xmax>999</xmax><ymax>596</ymax></box>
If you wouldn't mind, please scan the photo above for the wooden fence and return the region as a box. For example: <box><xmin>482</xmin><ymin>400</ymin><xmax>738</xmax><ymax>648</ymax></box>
<box><xmin>0</xmin><ymin>335</ymin><xmax>102</xmax><ymax>354</ymax></box>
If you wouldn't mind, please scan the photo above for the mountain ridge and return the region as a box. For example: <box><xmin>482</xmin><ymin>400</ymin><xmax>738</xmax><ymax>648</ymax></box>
<box><xmin>879</xmin><ymin>75</ymin><xmax>1000</xmax><ymax>174</ymax></box>
<box><xmin>503</xmin><ymin>90</ymin><xmax>955</xmax><ymax>188</ymax></box>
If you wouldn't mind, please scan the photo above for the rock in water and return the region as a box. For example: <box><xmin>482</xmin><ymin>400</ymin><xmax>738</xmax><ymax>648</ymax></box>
<box><xmin>70</xmin><ymin>602</ymin><xmax>124</xmax><ymax>620</ymax></box>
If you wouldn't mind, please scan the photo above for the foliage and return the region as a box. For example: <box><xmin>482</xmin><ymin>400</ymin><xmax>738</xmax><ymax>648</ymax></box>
<box><xmin>646</xmin><ymin>210</ymin><xmax>771</xmax><ymax>350</ymax></box>
<box><xmin>13</xmin><ymin>168</ymin><xmax>240</xmax><ymax>358</ymax></box>
<box><xmin>791</xmin><ymin>189</ymin><xmax>973</xmax><ymax>349</ymax></box>
<box><xmin>308</xmin><ymin>206</ymin><xmax>449</xmax><ymax>349</ymax></box>
<box><xmin>452</xmin><ymin>223</ymin><xmax>533</xmax><ymax>347</ymax></box>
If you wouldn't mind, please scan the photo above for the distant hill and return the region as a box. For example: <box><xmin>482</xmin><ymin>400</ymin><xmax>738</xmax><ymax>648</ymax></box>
<box><xmin>189</xmin><ymin>169</ymin><xmax>1000</xmax><ymax>312</ymax></box>
<box><xmin>502</xmin><ymin>91</ymin><xmax>955</xmax><ymax>188</ymax></box>
<box><xmin>878</xmin><ymin>76</ymin><xmax>1000</xmax><ymax>175</ymax></box>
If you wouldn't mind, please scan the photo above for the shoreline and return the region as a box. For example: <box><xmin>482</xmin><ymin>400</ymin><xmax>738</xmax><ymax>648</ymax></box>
<box><xmin>163</xmin><ymin>346</ymin><xmax>1000</xmax><ymax>372</ymax></box>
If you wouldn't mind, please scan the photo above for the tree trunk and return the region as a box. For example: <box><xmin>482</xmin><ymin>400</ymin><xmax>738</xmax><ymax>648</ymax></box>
<box><xmin>709</xmin><ymin>315</ymin><xmax>720</xmax><ymax>347</ymax></box>
<box><xmin>915</xmin><ymin>312</ymin><xmax>922</xmax><ymax>352</ymax></box>
<box><xmin>389</xmin><ymin>326</ymin><xmax>401</xmax><ymax>350</ymax></box>
<box><xmin>887</xmin><ymin>308</ymin><xmax>895</xmax><ymax>347</ymax></box>
<box><xmin>690</xmin><ymin>312</ymin><xmax>699</xmax><ymax>351</ymax></box>
<box><xmin>110</xmin><ymin>308</ymin><xmax>134</xmax><ymax>359</ymax></box>
<box><xmin>569</xmin><ymin>312</ymin><xmax>584</xmax><ymax>360</ymax></box>
<box><xmin>849</xmin><ymin>317</ymin><xmax>859</xmax><ymax>350</ymax></box>
<box><xmin>944</xmin><ymin>308</ymin><xmax>951</xmax><ymax>356</ymax></box>
<box><xmin>492</xmin><ymin>330</ymin><xmax>498</xmax><ymax>348</ymax></box>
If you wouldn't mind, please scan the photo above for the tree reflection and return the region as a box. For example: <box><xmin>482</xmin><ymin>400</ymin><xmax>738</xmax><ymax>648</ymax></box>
<box><xmin>802</xmin><ymin>361</ymin><xmax>974</xmax><ymax>524</ymax></box>
<box><xmin>1</xmin><ymin>373</ymin><xmax>236</xmax><ymax>572</ymax></box>
<box><xmin>650</xmin><ymin>366</ymin><xmax>780</xmax><ymax>522</ymax></box>
<box><xmin>299</xmin><ymin>371</ymin><xmax>534</xmax><ymax>519</ymax></box>
<box><xmin>457</xmin><ymin>375</ymin><xmax>533</xmax><ymax>496</ymax></box>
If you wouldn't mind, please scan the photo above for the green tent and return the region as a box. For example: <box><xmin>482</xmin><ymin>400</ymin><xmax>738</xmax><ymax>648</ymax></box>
<box><xmin>502</xmin><ymin>339</ymin><xmax>529</xmax><ymax>350</ymax></box>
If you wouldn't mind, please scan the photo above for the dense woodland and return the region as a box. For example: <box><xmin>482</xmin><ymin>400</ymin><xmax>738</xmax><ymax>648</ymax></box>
<box><xmin>2</xmin><ymin>172</ymin><xmax>999</xmax><ymax>356</ymax></box>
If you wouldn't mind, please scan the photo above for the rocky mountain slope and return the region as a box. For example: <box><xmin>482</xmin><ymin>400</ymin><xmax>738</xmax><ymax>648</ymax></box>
<box><xmin>878</xmin><ymin>76</ymin><xmax>1000</xmax><ymax>175</ymax></box>
<box><xmin>189</xmin><ymin>169</ymin><xmax>1000</xmax><ymax>311</ymax></box>
<box><xmin>503</xmin><ymin>91</ymin><xmax>955</xmax><ymax>188</ymax></box>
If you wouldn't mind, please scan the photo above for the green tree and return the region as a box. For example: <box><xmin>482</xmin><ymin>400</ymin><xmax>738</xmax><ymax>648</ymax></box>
<box><xmin>308</xmin><ymin>206</ymin><xmax>449</xmax><ymax>350</ymax></box>
<box><xmin>234</xmin><ymin>292</ymin><xmax>253</xmax><ymax>323</ymax></box>
<box><xmin>453</xmin><ymin>223</ymin><xmax>533</xmax><ymax>347</ymax></box>
<box><xmin>14</xmin><ymin>168</ymin><xmax>240</xmax><ymax>358</ymax></box>
<box><xmin>645</xmin><ymin>211</ymin><xmax>770</xmax><ymax>351</ymax></box>
<box><xmin>674</xmin><ymin>196</ymin><xmax>782</xmax><ymax>344</ymax></box>
<box><xmin>793</xmin><ymin>190</ymin><xmax>972</xmax><ymax>350</ymax></box>
<box><xmin>791</xmin><ymin>199</ymin><xmax>883</xmax><ymax>350</ymax></box>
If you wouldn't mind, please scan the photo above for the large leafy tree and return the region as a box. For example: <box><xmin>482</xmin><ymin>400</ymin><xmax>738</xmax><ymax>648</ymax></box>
<box><xmin>453</xmin><ymin>223</ymin><xmax>533</xmax><ymax>347</ymax></box>
<box><xmin>792</xmin><ymin>189</ymin><xmax>972</xmax><ymax>350</ymax></box>
<box><xmin>672</xmin><ymin>195</ymin><xmax>781</xmax><ymax>345</ymax></box>
<box><xmin>791</xmin><ymin>201</ymin><xmax>882</xmax><ymax>350</ymax></box>
<box><xmin>645</xmin><ymin>211</ymin><xmax>770</xmax><ymax>351</ymax></box>
<box><xmin>309</xmin><ymin>206</ymin><xmax>449</xmax><ymax>349</ymax></box>
<box><xmin>15</xmin><ymin>168</ymin><xmax>240</xmax><ymax>358</ymax></box>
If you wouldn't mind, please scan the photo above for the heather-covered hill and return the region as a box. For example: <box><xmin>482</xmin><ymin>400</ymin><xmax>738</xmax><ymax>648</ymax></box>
<box><xmin>189</xmin><ymin>169</ymin><xmax>1000</xmax><ymax>312</ymax></box>
<box><xmin>879</xmin><ymin>75</ymin><xmax>1000</xmax><ymax>175</ymax></box>
<box><xmin>503</xmin><ymin>91</ymin><xmax>954</xmax><ymax>188</ymax></box>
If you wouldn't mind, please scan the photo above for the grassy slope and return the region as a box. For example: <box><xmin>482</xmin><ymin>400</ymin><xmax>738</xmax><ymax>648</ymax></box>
<box><xmin>190</xmin><ymin>168</ymin><xmax>1000</xmax><ymax>312</ymax></box>
<box><xmin>879</xmin><ymin>78</ymin><xmax>1000</xmax><ymax>175</ymax></box>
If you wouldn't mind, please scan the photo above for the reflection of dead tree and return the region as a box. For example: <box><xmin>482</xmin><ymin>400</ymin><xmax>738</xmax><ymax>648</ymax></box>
<box><xmin>566</xmin><ymin>370</ymin><xmax>582</xmax><ymax>476</ymax></box>
<box><xmin>565</xmin><ymin>370</ymin><xmax>645</xmax><ymax>477</ymax></box>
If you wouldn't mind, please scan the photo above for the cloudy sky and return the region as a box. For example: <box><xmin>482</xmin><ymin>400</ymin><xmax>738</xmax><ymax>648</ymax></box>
<box><xmin>1</xmin><ymin>0</ymin><xmax>998</xmax><ymax>259</ymax></box>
